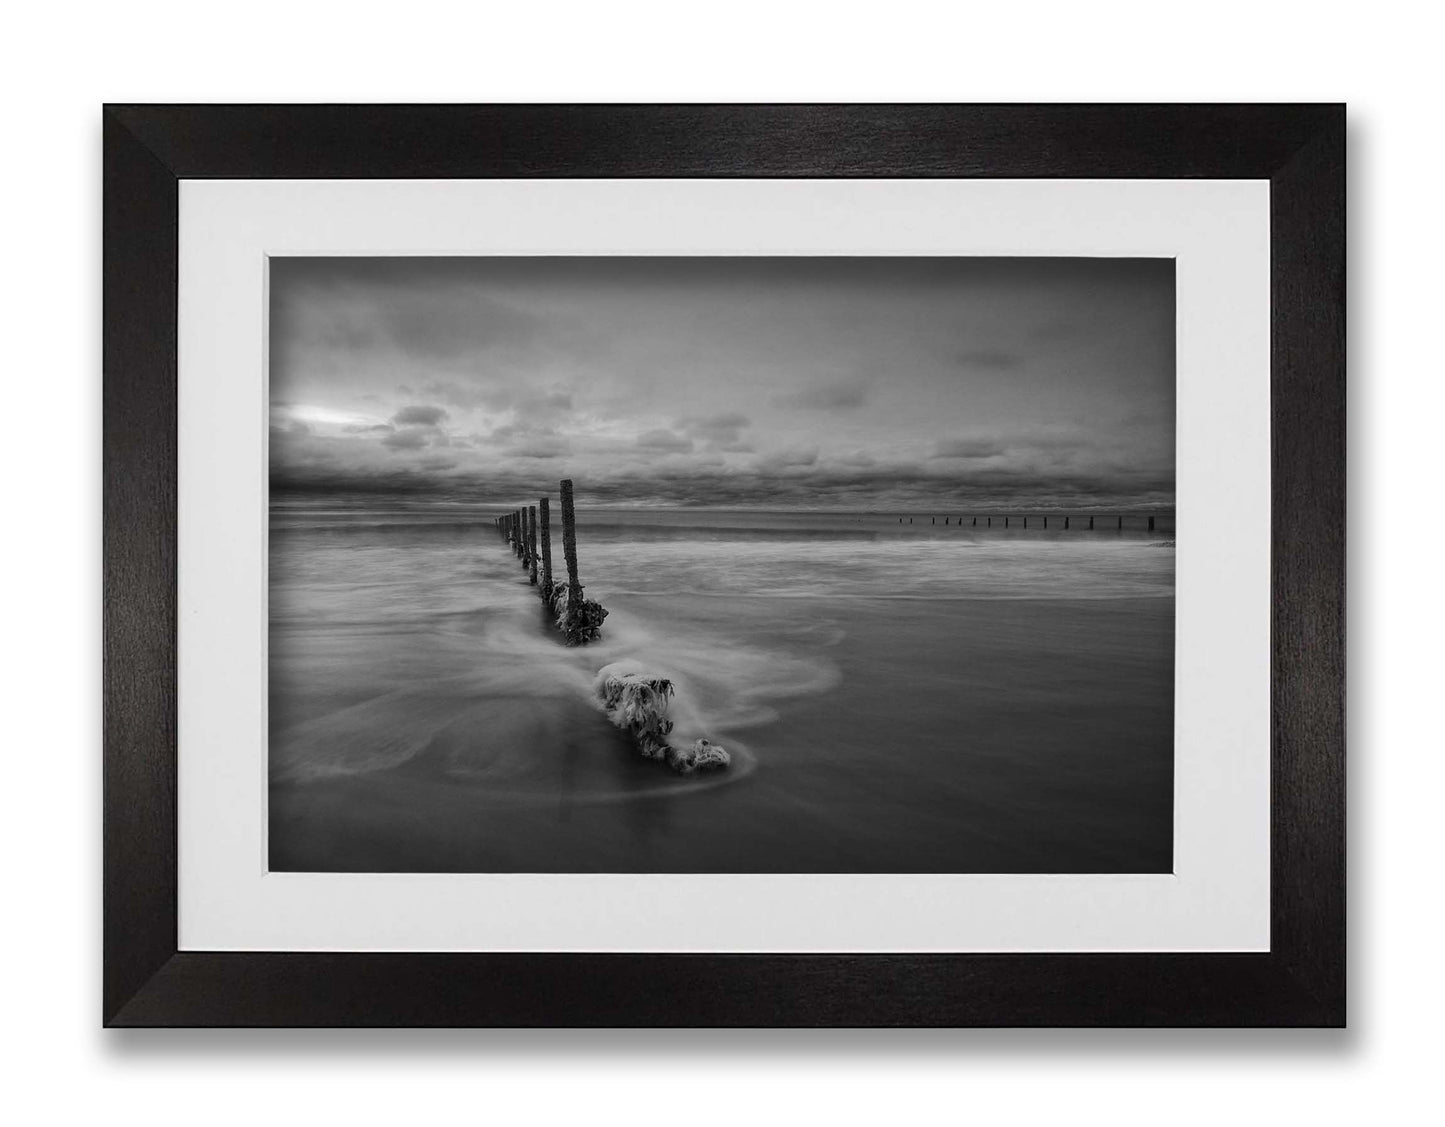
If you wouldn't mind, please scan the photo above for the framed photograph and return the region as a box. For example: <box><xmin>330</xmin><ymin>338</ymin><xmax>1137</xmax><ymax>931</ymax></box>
<box><xmin>104</xmin><ymin>104</ymin><xmax>1344</xmax><ymax>1026</ymax></box>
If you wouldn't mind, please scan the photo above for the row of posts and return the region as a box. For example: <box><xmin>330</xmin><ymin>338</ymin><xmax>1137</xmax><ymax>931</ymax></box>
<box><xmin>899</xmin><ymin>515</ymin><xmax>1157</xmax><ymax>530</ymax></box>
<box><xmin>493</xmin><ymin>477</ymin><xmax>585</xmax><ymax>622</ymax></box>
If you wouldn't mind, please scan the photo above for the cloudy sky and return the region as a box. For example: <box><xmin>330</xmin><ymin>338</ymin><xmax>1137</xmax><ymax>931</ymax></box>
<box><xmin>269</xmin><ymin>256</ymin><xmax>1174</xmax><ymax>510</ymax></box>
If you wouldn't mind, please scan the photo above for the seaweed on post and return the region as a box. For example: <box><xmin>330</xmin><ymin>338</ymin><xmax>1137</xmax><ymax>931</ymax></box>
<box><xmin>546</xmin><ymin>582</ymin><xmax>608</xmax><ymax>646</ymax></box>
<box><xmin>594</xmin><ymin>664</ymin><xmax>730</xmax><ymax>774</ymax></box>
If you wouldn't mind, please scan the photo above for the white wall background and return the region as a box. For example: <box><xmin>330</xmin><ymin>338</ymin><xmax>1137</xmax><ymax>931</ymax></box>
<box><xmin>1</xmin><ymin>2</ymin><xmax>1434</xmax><ymax>1124</ymax></box>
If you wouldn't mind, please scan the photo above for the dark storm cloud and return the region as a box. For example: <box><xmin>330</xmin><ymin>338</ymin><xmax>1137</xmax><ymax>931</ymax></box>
<box><xmin>932</xmin><ymin>439</ymin><xmax>1009</xmax><ymax>459</ymax></box>
<box><xmin>772</xmin><ymin>381</ymin><xmax>869</xmax><ymax>410</ymax></box>
<box><xmin>270</xmin><ymin>455</ymin><xmax>1175</xmax><ymax>512</ymax></box>
<box><xmin>270</xmin><ymin>256</ymin><xmax>1175</xmax><ymax>510</ymax></box>
<box><xmin>392</xmin><ymin>404</ymin><xmax>449</xmax><ymax>426</ymax></box>
<box><xmin>381</xmin><ymin>428</ymin><xmax>432</xmax><ymax>451</ymax></box>
<box><xmin>755</xmin><ymin>447</ymin><xmax>820</xmax><ymax>471</ymax></box>
<box><xmin>954</xmin><ymin>349</ymin><xmax>1021</xmax><ymax>371</ymax></box>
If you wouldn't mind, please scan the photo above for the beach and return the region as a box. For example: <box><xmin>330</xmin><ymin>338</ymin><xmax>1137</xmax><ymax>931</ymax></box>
<box><xmin>269</xmin><ymin>501</ymin><xmax>1175</xmax><ymax>873</ymax></box>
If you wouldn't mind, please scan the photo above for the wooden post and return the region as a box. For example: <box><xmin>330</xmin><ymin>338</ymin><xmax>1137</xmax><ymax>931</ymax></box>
<box><xmin>1065</xmin><ymin>516</ymin><xmax>1070</xmax><ymax>530</ymax></box>
<box><xmin>1149</xmin><ymin>516</ymin><xmax>1156</xmax><ymax>531</ymax></box>
<box><xmin>560</xmin><ymin>478</ymin><xmax>582</xmax><ymax>607</ymax></box>
<box><xmin>1118</xmin><ymin>516</ymin><xmax>1123</xmax><ymax>530</ymax></box>
<box><xmin>1089</xmin><ymin>516</ymin><xmax>1094</xmax><ymax>530</ymax></box>
<box><xmin>1043</xmin><ymin>516</ymin><xmax>1048</xmax><ymax>528</ymax></box>
<box><xmin>1023</xmin><ymin>516</ymin><xmax>1027</xmax><ymax>528</ymax></box>
<box><xmin>528</xmin><ymin>505</ymin><xmax>539</xmax><ymax>584</ymax></box>
<box><xmin>1005</xmin><ymin>516</ymin><xmax>1009</xmax><ymax>528</ymax></box>
<box><xmin>987</xmin><ymin>517</ymin><xmax>991</xmax><ymax>527</ymax></box>
<box><xmin>539</xmin><ymin>497</ymin><xmax>553</xmax><ymax>600</ymax></box>
<box><xmin>972</xmin><ymin>517</ymin><xmax>976</xmax><ymax>526</ymax></box>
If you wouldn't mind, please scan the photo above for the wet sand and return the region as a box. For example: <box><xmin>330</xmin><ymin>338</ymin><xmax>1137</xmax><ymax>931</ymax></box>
<box><xmin>270</xmin><ymin>595</ymin><xmax>1173</xmax><ymax>873</ymax></box>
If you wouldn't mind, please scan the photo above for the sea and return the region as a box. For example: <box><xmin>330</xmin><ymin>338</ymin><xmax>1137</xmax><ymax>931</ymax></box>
<box><xmin>269</xmin><ymin>498</ymin><xmax>1175</xmax><ymax>873</ymax></box>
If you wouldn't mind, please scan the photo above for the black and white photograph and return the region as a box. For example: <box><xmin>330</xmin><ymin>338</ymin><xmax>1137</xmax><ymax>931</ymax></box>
<box><xmin>268</xmin><ymin>255</ymin><xmax>1177</xmax><ymax>874</ymax></box>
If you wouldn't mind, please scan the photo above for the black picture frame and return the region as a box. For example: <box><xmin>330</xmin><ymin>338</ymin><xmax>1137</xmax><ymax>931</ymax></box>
<box><xmin>103</xmin><ymin>104</ymin><xmax>1344</xmax><ymax>1027</ymax></box>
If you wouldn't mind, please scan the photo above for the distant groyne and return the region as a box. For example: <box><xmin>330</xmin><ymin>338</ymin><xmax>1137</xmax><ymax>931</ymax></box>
<box><xmin>901</xmin><ymin>513</ymin><xmax>1165</xmax><ymax>532</ymax></box>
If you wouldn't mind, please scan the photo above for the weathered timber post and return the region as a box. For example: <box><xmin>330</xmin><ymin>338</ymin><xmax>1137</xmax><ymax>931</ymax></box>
<box><xmin>523</xmin><ymin>509</ymin><xmax>533</xmax><ymax>567</ymax></box>
<box><xmin>932</xmin><ymin>517</ymin><xmax>935</xmax><ymax>525</ymax></box>
<box><xmin>528</xmin><ymin>505</ymin><xmax>539</xmax><ymax>584</ymax></box>
<box><xmin>515</xmin><ymin>510</ymin><xmax>524</xmax><ymax>556</ymax></box>
<box><xmin>972</xmin><ymin>517</ymin><xmax>977</xmax><ymax>526</ymax></box>
<box><xmin>560</xmin><ymin>478</ymin><xmax>583</xmax><ymax>610</ymax></box>
<box><xmin>1023</xmin><ymin>516</ymin><xmax>1027</xmax><ymax>528</ymax></box>
<box><xmin>539</xmin><ymin>497</ymin><xmax>554</xmax><ymax>602</ymax></box>
<box><xmin>1065</xmin><ymin>516</ymin><xmax>1070</xmax><ymax>530</ymax></box>
<box><xmin>1089</xmin><ymin>516</ymin><xmax>1095</xmax><ymax>530</ymax></box>
<box><xmin>987</xmin><ymin>517</ymin><xmax>991</xmax><ymax>527</ymax></box>
<box><xmin>1149</xmin><ymin>516</ymin><xmax>1156</xmax><ymax>531</ymax></box>
<box><xmin>1005</xmin><ymin>516</ymin><xmax>1009</xmax><ymax>528</ymax></box>
<box><xmin>1118</xmin><ymin>516</ymin><xmax>1123</xmax><ymax>530</ymax></box>
<box><xmin>1044</xmin><ymin>516</ymin><xmax>1048</xmax><ymax>528</ymax></box>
